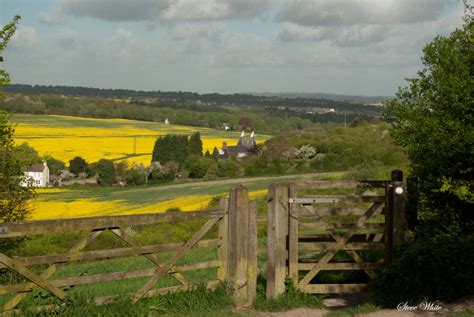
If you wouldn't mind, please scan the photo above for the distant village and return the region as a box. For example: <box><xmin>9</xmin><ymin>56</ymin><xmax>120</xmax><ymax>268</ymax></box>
<box><xmin>22</xmin><ymin>120</ymin><xmax>257</xmax><ymax>188</ymax></box>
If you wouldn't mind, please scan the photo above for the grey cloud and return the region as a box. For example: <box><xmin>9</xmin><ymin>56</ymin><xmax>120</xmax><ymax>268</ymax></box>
<box><xmin>58</xmin><ymin>0</ymin><xmax>274</xmax><ymax>23</ymax></box>
<box><xmin>278</xmin><ymin>0</ymin><xmax>457</xmax><ymax>27</ymax></box>
<box><xmin>62</xmin><ymin>0</ymin><xmax>171</xmax><ymax>22</ymax></box>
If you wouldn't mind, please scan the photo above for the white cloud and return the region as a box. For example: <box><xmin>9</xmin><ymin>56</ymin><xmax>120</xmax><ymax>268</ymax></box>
<box><xmin>277</xmin><ymin>0</ymin><xmax>457</xmax><ymax>26</ymax></box>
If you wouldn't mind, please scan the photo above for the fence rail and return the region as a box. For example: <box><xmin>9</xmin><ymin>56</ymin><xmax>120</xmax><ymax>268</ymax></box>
<box><xmin>0</xmin><ymin>174</ymin><xmax>408</xmax><ymax>313</ymax></box>
<box><xmin>266</xmin><ymin>172</ymin><xmax>406</xmax><ymax>298</ymax></box>
<box><xmin>0</xmin><ymin>186</ymin><xmax>258</xmax><ymax>313</ymax></box>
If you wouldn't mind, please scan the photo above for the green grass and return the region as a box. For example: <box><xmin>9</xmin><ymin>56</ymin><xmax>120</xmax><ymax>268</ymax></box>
<box><xmin>254</xmin><ymin>276</ymin><xmax>323</xmax><ymax>312</ymax></box>
<box><xmin>34</xmin><ymin>172</ymin><xmax>343</xmax><ymax>217</ymax></box>
<box><xmin>456</xmin><ymin>308</ymin><xmax>474</xmax><ymax>317</ymax></box>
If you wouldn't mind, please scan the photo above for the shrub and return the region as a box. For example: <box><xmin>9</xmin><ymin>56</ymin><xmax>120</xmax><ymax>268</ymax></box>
<box><xmin>96</xmin><ymin>159</ymin><xmax>116</xmax><ymax>185</ymax></box>
<box><xmin>368</xmin><ymin>234</ymin><xmax>474</xmax><ymax>307</ymax></box>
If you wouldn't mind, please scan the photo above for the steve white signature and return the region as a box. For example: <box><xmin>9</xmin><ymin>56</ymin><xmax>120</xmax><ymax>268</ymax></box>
<box><xmin>397</xmin><ymin>301</ymin><xmax>443</xmax><ymax>311</ymax></box>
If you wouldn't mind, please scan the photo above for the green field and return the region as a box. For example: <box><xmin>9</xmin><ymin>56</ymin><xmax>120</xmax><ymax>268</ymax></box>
<box><xmin>32</xmin><ymin>172</ymin><xmax>343</xmax><ymax>220</ymax></box>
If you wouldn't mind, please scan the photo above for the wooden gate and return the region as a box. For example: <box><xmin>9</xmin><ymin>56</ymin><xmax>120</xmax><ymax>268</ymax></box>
<box><xmin>266</xmin><ymin>172</ymin><xmax>406</xmax><ymax>298</ymax></box>
<box><xmin>0</xmin><ymin>186</ymin><xmax>257</xmax><ymax>313</ymax></box>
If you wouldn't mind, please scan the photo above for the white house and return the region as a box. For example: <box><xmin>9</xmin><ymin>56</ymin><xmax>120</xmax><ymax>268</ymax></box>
<box><xmin>22</xmin><ymin>162</ymin><xmax>49</xmax><ymax>187</ymax></box>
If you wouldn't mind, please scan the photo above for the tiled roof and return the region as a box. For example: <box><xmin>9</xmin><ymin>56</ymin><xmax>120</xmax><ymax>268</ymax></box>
<box><xmin>27</xmin><ymin>163</ymin><xmax>45</xmax><ymax>173</ymax></box>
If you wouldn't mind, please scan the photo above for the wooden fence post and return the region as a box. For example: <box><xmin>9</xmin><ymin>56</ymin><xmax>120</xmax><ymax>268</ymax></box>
<box><xmin>217</xmin><ymin>198</ymin><xmax>229</xmax><ymax>282</ymax></box>
<box><xmin>385</xmin><ymin>170</ymin><xmax>406</xmax><ymax>264</ymax></box>
<box><xmin>227</xmin><ymin>185</ymin><xmax>257</xmax><ymax>307</ymax></box>
<box><xmin>391</xmin><ymin>170</ymin><xmax>406</xmax><ymax>247</ymax></box>
<box><xmin>266</xmin><ymin>184</ymin><xmax>289</xmax><ymax>298</ymax></box>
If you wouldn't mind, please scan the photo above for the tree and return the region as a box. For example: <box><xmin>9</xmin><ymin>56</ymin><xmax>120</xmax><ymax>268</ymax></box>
<box><xmin>151</xmin><ymin>134</ymin><xmax>189</xmax><ymax>165</ymax></box>
<box><xmin>69</xmin><ymin>156</ymin><xmax>88</xmax><ymax>176</ymax></box>
<box><xmin>96</xmin><ymin>159</ymin><xmax>116</xmax><ymax>186</ymax></box>
<box><xmin>384</xmin><ymin>11</ymin><xmax>473</xmax><ymax>232</ymax></box>
<box><xmin>211</xmin><ymin>146</ymin><xmax>219</xmax><ymax>161</ymax></box>
<box><xmin>0</xmin><ymin>15</ymin><xmax>30</xmax><ymax>222</ymax></box>
<box><xmin>46</xmin><ymin>157</ymin><xmax>66</xmax><ymax>175</ymax></box>
<box><xmin>0</xmin><ymin>112</ymin><xmax>33</xmax><ymax>222</ymax></box>
<box><xmin>188</xmin><ymin>131</ymin><xmax>203</xmax><ymax>156</ymax></box>
<box><xmin>204</xmin><ymin>150</ymin><xmax>211</xmax><ymax>158</ymax></box>
<box><xmin>217</xmin><ymin>160</ymin><xmax>239</xmax><ymax>178</ymax></box>
<box><xmin>183</xmin><ymin>155</ymin><xmax>215</xmax><ymax>178</ymax></box>
<box><xmin>114</xmin><ymin>160</ymin><xmax>129</xmax><ymax>182</ymax></box>
<box><xmin>13</xmin><ymin>142</ymin><xmax>40</xmax><ymax>165</ymax></box>
<box><xmin>238</xmin><ymin>117</ymin><xmax>252</xmax><ymax>130</ymax></box>
<box><xmin>125</xmin><ymin>163</ymin><xmax>147</xmax><ymax>186</ymax></box>
<box><xmin>0</xmin><ymin>15</ymin><xmax>20</xmax><ymax>91</ymax></box>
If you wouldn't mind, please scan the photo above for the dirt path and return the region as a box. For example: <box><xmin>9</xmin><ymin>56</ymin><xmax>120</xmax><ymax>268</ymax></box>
<box><xmin>114</xmin><ymin>171</ymin><xmax>343</xmax><ymax>194</ymax></box>
<box><xmin>257</xmin><ymin>297</ymin><xmax>474</xmax><ymax>317</ymax></box>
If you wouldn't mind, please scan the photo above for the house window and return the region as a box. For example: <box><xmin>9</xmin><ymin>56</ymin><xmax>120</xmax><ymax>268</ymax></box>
<box><xmin>36</xmin><ymin>180</ymin><xmax>40</xmax><ymax>185</ymax></box>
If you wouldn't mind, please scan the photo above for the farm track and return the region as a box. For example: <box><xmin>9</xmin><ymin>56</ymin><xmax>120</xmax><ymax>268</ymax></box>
<box><xmin>113</xmin><ymin>172</ymin><xmax>343</xmax><ymax>195</ymax></box>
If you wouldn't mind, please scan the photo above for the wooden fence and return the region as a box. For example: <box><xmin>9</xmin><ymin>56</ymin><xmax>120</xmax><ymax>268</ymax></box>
<box><xmin>0</xmin><ymin>173</ymin><xmax>407</xmax><ymax>313</ymax></box>
<box><xmin>266</xmin><ymin>171</ymin><xmax>406</xmax><ymax>298</ymax></box>
<box><xmin>0</xmin><ymin>186</ymin><xmax>258</xmax><ymax>313</ymax></box>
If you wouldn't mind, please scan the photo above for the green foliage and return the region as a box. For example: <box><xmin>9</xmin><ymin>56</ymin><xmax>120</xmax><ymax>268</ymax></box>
<box><xmin>46</xmin><ymin>156</ymin><xmax>66</xmax><ymax>175</ymax></box>
<box><xmin>184</xmin><ymin>155</ymin><xmax>216</xmax><ymax>179</ymax></box>
<box><xmin>152</xmin><ymin>134</ymin><xmax>189</xmax><ymax>165</ymax></box>
<box><xmin>68</xmin><ymin>156</ymin><xmax>88</xmax><ymax>176</ymax></box>
<box><xmin>188</xmin><ymin>131</ymin><xmax>203</xmax><ymax>156</ymax></box>
<box><xmin>217</xmin><ymin>160</ymin><xmax>239</xmax><ymax>178</ymax></box>
<box><xmin>384</xmin><ymin>13</ymin><xmax>473</xmax><ymax>232</ymax></box>
<box><xmin>124</xmin><ymin>163</ymin><xmax>147</xmax><ymax>186</ymax></box>
<box><xmin>13</xmin><ymin>142</ymin><xmax>40</xmax><ymax>165</ymax></box>
<box><xmin>368</xmin><ymin>234</ymin><xmax>474</xmax><ymax>307</ymax></box>
<box><xmin>0</xmin><ymin>15</ymin><xmax>20</xmax><ymax>91</ymax></box>
<box><xmin>96</xmin><ymin>159</ymin><xmax>116</xmax><ymax>186</ymax></box>
<box><xmin>0</xmin><ymin>111</ymin><xmax>33</xmax><ymax>222</ymax></box>
<box><xmin>254</xmin><ymin>276</ymin><xmax>323</xmax><ymax>311</ymax></box>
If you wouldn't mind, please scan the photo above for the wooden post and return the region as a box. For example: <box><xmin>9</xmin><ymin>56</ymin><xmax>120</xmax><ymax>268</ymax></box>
<box><xmin>227</xmin><ymin>185</ymin><xmax>256</xmax><ymax>307</ymax></box>
<box><xmin>266</xmin><ymin>184</ymin><xmax>289</xmax><ymax>298</ymax></box>
<box><xmin>385</xmin><ymin>170</ymin><xmax>406</xmax><ymax>264</ymax></box>
<box><xmin>288</xmin><ymin>184</ymin><xmax>299</xmax><ymax>286</ymax></box>
<box><xmin>217</xmin><ymin>198</ymin><xmax>229</xmax><ymax>282</ymax></box>
<box><xmin>384</xmin><ymin>183</ymin><xmax>394</xmax><ymax>264</ymax></box>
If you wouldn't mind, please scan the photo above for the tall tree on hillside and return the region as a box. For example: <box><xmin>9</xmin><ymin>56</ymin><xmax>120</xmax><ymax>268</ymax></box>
<box><xmin>69</xmin><ymin>156</ymin><xmax>88</xmax><ymax>176</ymax></box>
<box><xmin>211</xmin><ymin>146</ymin><xmax>219</xmax><ymax>161</ymax></box>
<box><xmin>188</xmin><ymin>131</ymin><xmax>203</xmax><ymax>156</ymax></box>
<box><xmin>385</xmin><ymin>9</ymin><xmax>473</xmax><ymax>233</ymax></box>
<box><xmin>151</xmin><ymin>134</ymin><xmax>189</xmax><ymax>165</ymax></box>
<box><xmin>0</xmin><ymin>15</ymin><xmax>32</xmax><ymax>222</ymax></box>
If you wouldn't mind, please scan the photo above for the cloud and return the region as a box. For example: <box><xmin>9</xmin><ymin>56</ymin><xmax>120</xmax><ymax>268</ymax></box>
<box><xmin>277</xmin><ymin>0</ymin><xmax>457</xmax><ymax>27</ymax></box>
<box><xmin>53</xmin><ymin>0</ymin><xmax>274</xmax><ymax>23</ymax></box>
<box><xmin>278</xmin><ymin>23</ymin><xmax>388</xmax><ymax>47</ymax></box>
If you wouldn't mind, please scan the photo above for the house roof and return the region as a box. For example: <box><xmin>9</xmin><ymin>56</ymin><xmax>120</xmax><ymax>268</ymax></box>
<box><xmin>226</xmin><ymin>145</ymin><xmax>247</xmax><ymax>154</ymax></box>
<box><xmin>27</xmin><ymin>163</ymin><xmax>45</xmax><ymax>173</ymax></box>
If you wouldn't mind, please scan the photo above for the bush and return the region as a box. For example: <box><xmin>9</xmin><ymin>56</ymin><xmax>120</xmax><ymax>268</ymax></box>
<box><xmin>368</xmin><ymin>234</ymin><xmax>474</xmax><ymax>307</ymax></box>
<box><xmin>96</xmin><ymin>159</ymin><xmax>116</xmax><ymax>185</ymax></box>
<box><xmin>184</xmin><ymin>155</ymin><xmax>216</xmax><ymax>179</ymax></box>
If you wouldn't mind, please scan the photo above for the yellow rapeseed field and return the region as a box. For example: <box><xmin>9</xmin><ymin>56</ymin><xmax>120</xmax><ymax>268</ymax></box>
<box><xmin>30</xmin><ymin>189</ymin><xmax>268</xmax><ymax>220</ymax></box>
<box><xmin>13</xmin><ymin>115</ymin><xmax>266</xmax><ymax>165</ymax></box>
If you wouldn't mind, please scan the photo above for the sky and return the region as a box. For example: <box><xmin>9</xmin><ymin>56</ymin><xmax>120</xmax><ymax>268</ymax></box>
<box><xmin>0</xmin><ymin>0</ymin><xmax>467</xmax><ymax>96</ymax></box>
